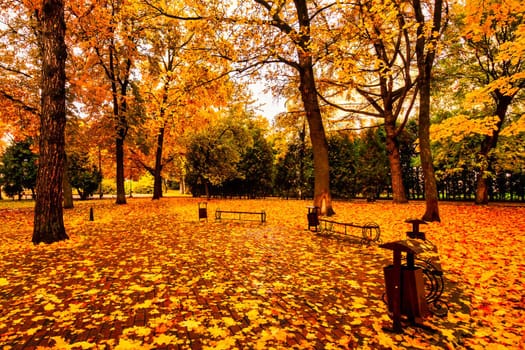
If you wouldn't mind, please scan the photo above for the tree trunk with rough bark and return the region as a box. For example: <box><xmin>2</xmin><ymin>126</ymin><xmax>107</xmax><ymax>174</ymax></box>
<box><xmin>413</xmin><ymin>0</ymin><xmax>443</xmax><ymax>222</ymax></box>
<box><xmin>297</xmin><ymin>55</ymin><xmax>334</xmax><ymax>215</ymax></box>
<box><xmin>418</xmin><ymin>79</ymin><xmax>440</xmax><ymax>221</ymax></box>
<box><xmin>474</xmin><ymin>94</ymin><xmax>510</xmax><ymax>204</ymax></box>
<box><xmin>152</xmin><ymin>125</ymin><xmax>165</xmax><ymax>200</ymax></box>
<box><xmin>385</xmin><ymin>122</ymin><xmax>408</xmax><ymax>203</ymax></box>
<box><xmin>114</xmin><ymin>67</ymin><xmax>130</xmax><ymax>205</ymax></box>
<box><xmin>294</xmin><ymin>0</ymin><xmax>334</xmax><ymax>216</ymax></box>
<box><xmin>115</xmin><ymin>135</ymin><xmax>126</xmax><ymax>204</ymax></box>
<box><xmin>32</xmin><ymin>0</ymin><xmax>69</xmax><ymax>244</ymax></box>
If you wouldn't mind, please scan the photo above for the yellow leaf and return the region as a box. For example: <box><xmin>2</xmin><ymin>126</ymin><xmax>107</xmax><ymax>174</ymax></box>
<box><xmin>268</xmin><ymin>326</ymin><xmax>288</xmax><ymax>342</ymax></box>
<box><xmin>123</xmin><ymin>326</ymin><xmax>152</xmax><ymax>337</ymax></box>
<box><xmin>133</xmin><ymin>299</ymin><xmax>153</xmax><ymax>309</ymax></box>
<box><xmin>246</xmin><ymin>309</ymin><xmax>259</xmax><ymax>321</ymax></box>
<box><xmin>26</xmin><ymin>327</ymin><xmax>41</xmax><ymax>336</ymax></box>
<box><xmin>0</xmin><ymin>278</ymin><xmax>8</xmax><ymax>286</ymax></box>
<box><xmin>208</xmin><ymin>325</ymin><xmax>228</xmax><ymax>338</ymax></box>
<box><xmin>43</xmin><ymin>303</ymin><xmax>55</xmax><ymax>311</ymax></box>
<box><xmin>180</xmin><ymin>318</ymin><xmax>201</xmax><ymax>331</ymax></box>
<box><xmin>50</xmin><ymin>336</ymin><xmax>70</xmax><ymax>349</ymax></box>
<box><xmin>222</xmin><ymin>317</ymin><xmax>236</xmax><ymax>327</ymax></box>
<box><xmin>153</xmin><ymin>334</ymin><xmax>181</xmax><ymax>346</ymax></box>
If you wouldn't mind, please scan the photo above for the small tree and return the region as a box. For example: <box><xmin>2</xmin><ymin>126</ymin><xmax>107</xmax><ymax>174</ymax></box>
<box><xmin>274</xmin><ymin>140</ymin><xmax>314</xmax><ymax>200</ymax></box>
<box><xmin>186</xmin><ymin>119</ymin><xmax>251</xmax><ymax>198</ymax></box>
<box><xmin>236</xmin><ymin>126</ymin><xmax>274</xmax><ymax>198</ymax></box>
<box><xmin>0</xmin><ymin>139</ymin><xmax>38</xmax><ymax>199</ymax></box>
<box><xmin>67</xmin><ymin>152</ymin><xmax>102</xmax><ymax>200</ymax></box>
<box><xmin>328</xmin><ymin>134</ymin><xmax>359</xmax><ymax>199</ymax></box>
<box><xmin>357</xmin><ymin>128</ymin><xmax>390</xmax><ymax>200</ymax></box>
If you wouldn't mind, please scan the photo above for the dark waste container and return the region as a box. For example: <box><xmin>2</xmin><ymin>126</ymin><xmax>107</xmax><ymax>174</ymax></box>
<box><xmin>306</xmin><ymin>206</ymin><xmax>320</xmax><ymax>231</ymax></box>
<box><xmin>198</xmin><ymin>202</ymin><xmax>207</xmax><ymax>221</ymax></box>
<box><xmin>380</xmin><ymin>239</ymin><xmax>431</xmax><ymax>332</ymax></box>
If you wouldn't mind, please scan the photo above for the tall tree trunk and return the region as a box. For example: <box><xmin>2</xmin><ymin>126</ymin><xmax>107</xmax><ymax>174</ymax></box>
<box><xmin>114</xmin><ymin>62</ymin><xmax>130</xmax><ymax>204</ymax></box>
<box><xmin>418</xmin><ymin>79</ymin><xmax>440</xmax><ymax>221</ymax></box>
<box><xmin>32</xmin><ymin>0</ymin><xmax>69</xmax><ymax>244</ymax></box>
<box><xmin>475</xmin><ymin>94</ymin><xmax>510</xmax><ymax>204</ymax></box>
<box><xmin>298</xmin><ymin>57</ymin><xmax>334</xmax><ymax>215</ymax></box>
<box><xmin>152</xmin><ymin>124</ymin><xmax>166</xmax><ymax>200</ymax></box>
<box><xmin>298</xmin><ymin>122</ymin><xmax>306</xmax><ymax>199</ymax></box>
<box><xmin>294</xmin><ymin>0</ymin><xmax>334</xmax><ymax>215</ymax></box>
<box><xmin>115</xmin><ymin>135</ymin><xmax>126</xmax><ymax>204</ymax></box>
<box><xmin>413</xmin><ymin>0</ymin><xmax>443</xmax><ymax>222</ymax></box>
<box><xmin>109</xmin><ymin>44</ymin><xmax>131</xmax><ymax>204</ymax></box>
<box><xmin>385</xmin><ymin>121</ymin><xmax>408</xmax><ymax>203</ymax></box>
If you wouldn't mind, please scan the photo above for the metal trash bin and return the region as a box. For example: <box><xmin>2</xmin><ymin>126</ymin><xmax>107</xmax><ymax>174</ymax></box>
<box><xmin>306</xmin><ymin>206</ymin><xmax>320</xmax><ymax>231</ymax></box>
<box><xmin>198</xmin><ymin>202</ymin><xmax>207</xmax><ymax>221</ymax></box>
<box><xmin>380</xmin><ymin>239</ymin><xmax>431</xmax><ymax>332</ymax></box>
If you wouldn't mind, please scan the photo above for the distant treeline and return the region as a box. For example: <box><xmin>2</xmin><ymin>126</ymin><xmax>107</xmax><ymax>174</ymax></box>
<box><xmin>186</xmin><ymin>125</ymin><xmax>525</xmax><ymax>202</ymax></box>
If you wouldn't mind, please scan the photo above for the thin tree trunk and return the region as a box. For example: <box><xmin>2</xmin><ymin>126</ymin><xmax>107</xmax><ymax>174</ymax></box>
<box><xmin>385</xmin><ymin>122</ymin><xmax>408</xmax><ymax>203</ymax></box>
<box><xmin>418</xmin><ymin>79</ymin><xmax>440</xmax><ymax>221</ymax></box>
<box><xmin>32</xmin><ymin>0</ymin><xmax>69</xmax><ymax>244</ymax></box>
<box><xmin>152</xmin><ymin>124</ymin><xmax>165</xmax><ymax>200</ymax></box>
<box><xmin>413</xmin><ymin>0</ymin><xmax>443</xmax><ymax>222</ymax></box>
<box><xmin>180</xmin><ymin>175</ymin><xmax>185</xmax><ymax>194</ymax></box>
<box><xmin>114</xmin><ymin>62</ymin><xmax>130</xmax><ymax>204</ymax></box>
<box><xmin>115</xmin><ymin>136</ymin><xmax>126</xmax><ymax>204</ymax></box>
<box><xmin>475</xmin><ymin>95</ymin><xmax>510</xmax><ymax>204</ymax></box>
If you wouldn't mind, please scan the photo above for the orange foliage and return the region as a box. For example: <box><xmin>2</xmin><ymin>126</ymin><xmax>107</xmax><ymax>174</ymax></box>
<box><xmin>0</xmin><ymin>198</ymin><xmax>524</xmax><ymax>349</ymax></box>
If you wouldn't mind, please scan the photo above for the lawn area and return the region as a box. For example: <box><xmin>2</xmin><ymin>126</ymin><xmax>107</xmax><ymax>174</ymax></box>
<box><xmin>0</xmin><ymin>198</ymin><xmax>524</xmax><ymax>349</ymax></box>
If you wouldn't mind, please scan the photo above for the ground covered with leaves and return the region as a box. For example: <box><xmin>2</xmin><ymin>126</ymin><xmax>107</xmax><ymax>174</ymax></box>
<box><xmin>0</xmin><ymin>198</ymin><xmax>524</xmax><ymax>349</ymax></box>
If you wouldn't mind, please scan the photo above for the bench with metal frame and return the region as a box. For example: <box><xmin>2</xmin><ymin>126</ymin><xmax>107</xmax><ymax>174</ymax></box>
<box><xmin>215</xmin><ymin>209</ymin><xmax>266</xmax><ymax>223</ymax></box>
<box><xmin>317</xmin><ymin>218</ymin><xmax>381</xmax><ymax>245</ymax></box>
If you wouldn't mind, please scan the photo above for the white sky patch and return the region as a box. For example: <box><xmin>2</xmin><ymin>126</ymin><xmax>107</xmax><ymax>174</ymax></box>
<box><xmin>249</xmin><ymin>82</ymin><xmax>286</xmax><ymax>121</ymax></box>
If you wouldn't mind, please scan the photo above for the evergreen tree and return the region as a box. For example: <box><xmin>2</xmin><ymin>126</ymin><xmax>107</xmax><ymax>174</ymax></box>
<box><xmin>0</xmin><ymin>139</ymin><xmax>38</xmax><ymax>199</ymax></box>
<box><xmin>67</xmin><ymin>151</ymin><xmax>102</xmax><ymax>200</ymax></box>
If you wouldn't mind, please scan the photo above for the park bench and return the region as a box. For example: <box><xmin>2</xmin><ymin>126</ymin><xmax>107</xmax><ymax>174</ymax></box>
<box><xmin>306</xmin><ymin>206</ymin><xmax>381</xmax><ymax>245</ymax></box>
<box><xmin>317</xmin><ymin>218</ymin><xmax>381</xmax><ymax>245</ymax></box>
<box><xmin>215</xmin><ymin>209</ymin><xmax>266</xmax><ymax>223</ymax></box>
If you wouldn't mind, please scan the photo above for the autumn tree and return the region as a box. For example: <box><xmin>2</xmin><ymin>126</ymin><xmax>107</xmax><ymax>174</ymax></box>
<box><xmin>134</xmin><ymin>9</ymin><xmax>233</xmax><ymax>200</ymax></box>
<box><xmin>410</xmin><ymin>0</ymin><xmax>447</xmax><ymax>221</ymax></box>
<box><xmin>225</xmin><ymin>0</ymin><xmax>336</xmax><ymax>214</ymax></box>
<box><xmin>145</xmin><ymin>1</ymin><xmax>337</xmax><ymax>213</ymax></box>
<box><xmin>67</xmin><ymin>150</ymin><xmax>102</xmax><ymax>200</ymax></box>
<box><xmin>68</xmin><ymin>0</ymin><xmax>145</xmax><ymax>205</ymax></box>
<box><xmin>461</xmin><ymin>0</ymin><xmax>525</xmax><ymax>204</ymax></box>
<box><xmin>0</xmin><ymin>1</ymin><xmax>40</xmax><ymax>139</ymax></box>
<box><xmin>32</xmin><ymin>0</ymin><xmax>69</xmax><ymax>244</ymax></box>
<box><xmin>185</xmin><ymin>112</ymin><xmax>253</xmax><ymax>198</ymax></box>
<box><xmin>321</xmin><ymin>0</ymin><xmax>418</xmax><ymax>203</ymax></box>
